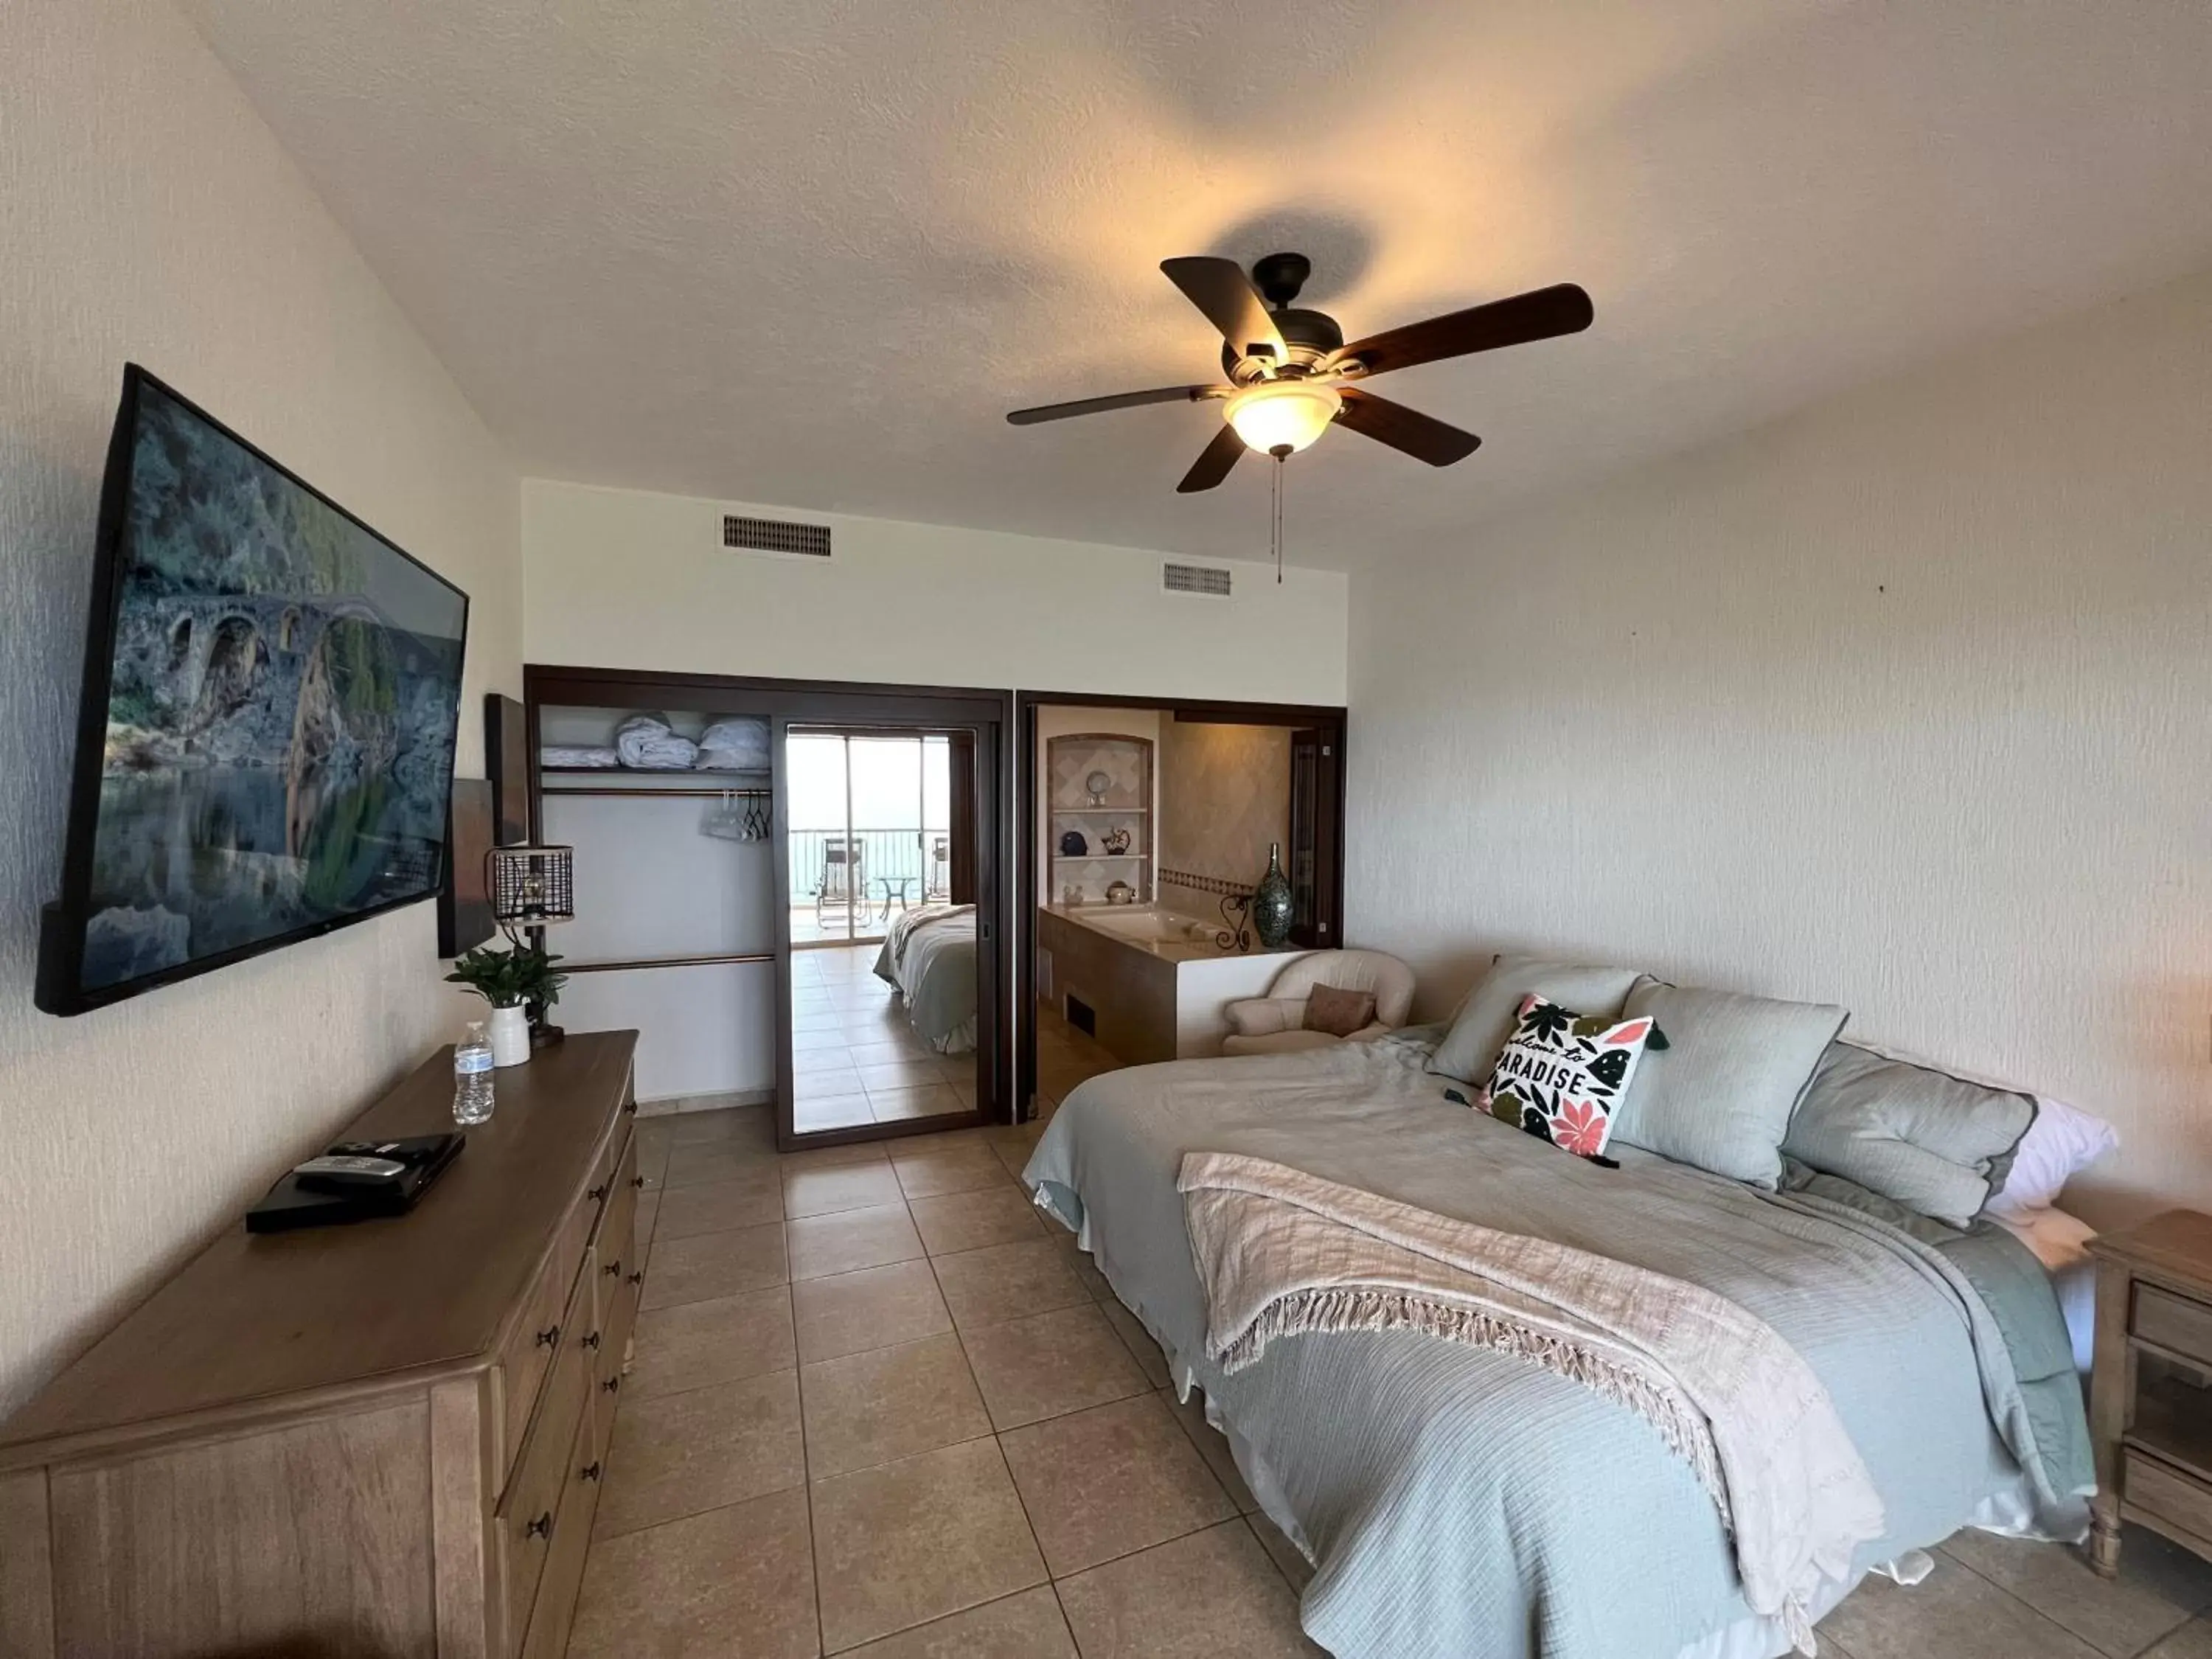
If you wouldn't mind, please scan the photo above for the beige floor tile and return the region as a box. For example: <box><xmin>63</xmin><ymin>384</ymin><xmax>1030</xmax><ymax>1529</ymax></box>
<box><xmin>1247</xmin><ymin>1513</ymin><xmax>1315</xmax><ymax>1594</ymax></box>
<box><xmin>793</xmin><ymin>1023</ymin><xmax>852</xmax><ymax>1051</ymax></box>
<box><xmin>800</xmin><ymin>1331</ymin><xmax>992</xmax><ymax>1478</ymax></box>
<box><xmin>567</xmin><ymin>1486</ymin><xmax>817</xmax><ymax>1659</ymax></box>
<box><xmin>792</xmin><ymin>1258</ymin><xmax>953</xmax><ymax>1362</ymax></box>
<box><xmin>662</xmin><ymin>1144</ymin><xmax>778</xmax><ymax>1191</ymax></box>
<box><xmin>796</xmin><ymin>1043</ymin><xmax>861</xmax><ymax>1073</ymax></box>
<box><xmin>1161</xmin><ymin>1386</ymin><xmax>1260</xmax><ymax>1513</ymax></box>
<box><xmin>667</xmin><ymin>1105</ymin><xmax>775</xmax><ymax>1147</ymax></box>
<box><xmin>2143</xmin><ymin>1618</ymin><xmax>2212</xmax><ymax>1659</ymax></box>
<box><xmin>796</xmin><ymin>1067</ymin><xmax>866</xmax><ymax>1101</ymax></box>
<box><xmin>909</xmin><ymin>1187</ymin><xmax>1045</xmax><ymax>1256</ymax></box>
<box><xmin>869</xmin><ymin>1083</ymin><xmax>964</xmax><ymax>1122</ymax></box>
<box><xmin>890</xmin><ymin>1141</ymin><xmax>1012</xmax><ymax>1200</ymax></box>
<box><xmin>837</xmin><ymin>1585</ymin><xmax>1077</xmax><ymax>1658</ymax></box>
<box><xmin>653</xmin><ymin>1169</ymin><xmax>785</xmax><ymax>1239</ymax></box>
<box><xmin>850</xmin><ymin>1038</ymin><xmax>933</xmax><ymax>1067</ymax></box>
<box><xmin>783</xmin><ymin>1160</ymin><xmax>907</xmax><ymax>1219</ymax></box>
<box><xmin>990</xmin><ymin>1138</ymin><xmax>1040</xmax><ymax>1183</ymax></box>
<box><xmin>858</xmin><ymin>1060</ymin><xmax>948</xmax><ymax>1092</ymax></box>
<box><xmin>810</xmin><ymin>1438</ymin><xmax>1048</xmax><ymax>1652</ymax></box>
<box><xmin>794</xmin><ymin>1095</ymin><xmax>877</xmax><ymax>1133</ymax></box>
<box><xmin>627</xmin><ymin>1287</ymin><xmax>796</xmax><ymax>1400</ymax></box>
<box><xmin>1055</xmin><ymin>1520</ymin><xmax>1321</xmax><ymax>1658</ymax></box>
<box><xmin>1099</xmin><ymin>1298</ymin><xmax>1173</xmax><ymax>1388</ymax></box>
<box><xmin>792</xmin><ymin>1012</ymin><xmax>847</xmax><ymax>1034</ymax></box>
<box><xmin>787</xmin><ymin>1202</ymin><xmax>925</xmax><ymax>1281</ymax></box>
<box><xmin>595</xmin><ymin>1370</ymin><xmax>804</xmax><ymax>1539</ymax></box>
<box><xmin>1046</xmin><ymin>1230</ymin><xmax>1114</xmax><ymax>1302</ymax></box>
<box><xmin>1941</xmin><ymin>1524</ymin><xmax>2212</xmax><ymax>1657</ymax></box>
<box><xmin>1819</xmin><ymin>1548</ymin><xmax>2102</xmax><ymax>1659</ymax></box>
<box><xmin>931</xmin><ymin>1239</ymin><xmax>1090</xmax><ymax>1332</ymax></box>
<box><xmin>960</xmin><ymin>1301</ymin><xmax>1149</xmax><ymax>1430</ymax></box>
<box><xmin>1000</xmin><ymin>1392</ymin><xmax>1235</xmax><ymax>1575</ymax></box>
<box><xmin>640</xmin><ymin>1221</ymin><xmax>788</xmax><ymax>1310</ymax></box>
<box><xmin>778</xmin><ymin>1139</ymin><xmax>891</xmax><ymax>1172</ymax></box>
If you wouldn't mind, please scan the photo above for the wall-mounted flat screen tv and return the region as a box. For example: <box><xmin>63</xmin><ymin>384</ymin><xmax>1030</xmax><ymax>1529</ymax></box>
<box><xmin>35</xmin><ymin>366</ymin><xmax>470</xmax><ymax>1015</ymax></box>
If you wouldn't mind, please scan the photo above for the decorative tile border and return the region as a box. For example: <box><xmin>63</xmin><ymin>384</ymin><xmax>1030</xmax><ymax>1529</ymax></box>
<box><xmin>1159</xmin><ymin>868</ymin><xmax>1253</xmax><ymax>900</ymax></box>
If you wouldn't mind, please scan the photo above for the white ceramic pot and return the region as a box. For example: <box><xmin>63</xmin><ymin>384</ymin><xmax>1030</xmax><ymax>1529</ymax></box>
<box><xmin>488</xmin><ymin>1004</ymin><xmax>532</xmax><ymax>1068</ymax></box>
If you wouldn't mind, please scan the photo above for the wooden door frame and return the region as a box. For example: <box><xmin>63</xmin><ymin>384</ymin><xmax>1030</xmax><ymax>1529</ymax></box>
<box><xmin>525</xmin><ymin>665</ymin><xmax>1017</xmax><ymax>1151</ymax></box>
<box><xmin>1013</xmin><ymin>690</ymin><xmax>1348</xmax><ymax>1119</ymax></box>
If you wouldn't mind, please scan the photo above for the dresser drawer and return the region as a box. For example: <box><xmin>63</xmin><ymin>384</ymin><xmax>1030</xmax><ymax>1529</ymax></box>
<box><xmin>518</xmin><ymin>1400</ymin><xmax>605</xmax><ymax>1659</ymax></box>
<box><xmin>497</xmin><ymin>1207</ymin><xmax>594</xmax><ymax>1471</ymax></box>
<box><xmin>2126</xmin><ymin>1449</ymin><xmax>2212</xmax><ymax>1547</ymax></box>
<box><xmin>498</xmin><ymin>1260</ymin><xmax>594</xmax><ymax>1641</ymax></box>
<box><xmin>2135</xmin><ymin>1284</ymin><xmax>2212</xmax><ymax>1369</ymax></box>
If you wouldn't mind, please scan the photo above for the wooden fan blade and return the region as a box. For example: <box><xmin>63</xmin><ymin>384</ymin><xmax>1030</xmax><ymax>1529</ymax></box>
<box><xmin>1007</xmin><ymin>385</ymin><xmax>1224</xmax><ymax>425</ymax></box>
<box><xmin>1161</xmin><ymin>257</ymin><xmax>1287</xmax><ymax>363</ymax></box>
<box><xmin>1176</xmin><ymin>422</ymin><xmax>1247</xmax><ymax>493</ymax></box>
<box><xmin>1330</xmin><ymin>282</ymin><xmax>1593</xmax><ymax>377</ymax></box>
<box><xmin>1334</xmin><ymin>388</ymin><xmax>1481</xmax><ymax>465</ymax></box>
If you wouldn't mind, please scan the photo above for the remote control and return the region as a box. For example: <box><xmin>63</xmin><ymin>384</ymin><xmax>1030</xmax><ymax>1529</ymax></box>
<box><xmin>293</xmin><ymin>1154</ymin><xmax>408</xmax><ymax>1188</ymax></box>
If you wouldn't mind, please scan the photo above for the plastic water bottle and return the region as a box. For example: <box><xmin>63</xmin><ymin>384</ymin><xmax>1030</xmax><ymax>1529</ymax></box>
<box><xmin>453</xmin><ymin>1021</ymin><xmax>496</xmax><ymax>1124</ymax></box>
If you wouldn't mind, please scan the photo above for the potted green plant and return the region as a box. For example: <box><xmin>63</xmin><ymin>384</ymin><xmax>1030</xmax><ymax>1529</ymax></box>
<box><xmin>445</xmin><ymin>942</ymin><xmax>567</xmax><ymax>1066</ymax></box>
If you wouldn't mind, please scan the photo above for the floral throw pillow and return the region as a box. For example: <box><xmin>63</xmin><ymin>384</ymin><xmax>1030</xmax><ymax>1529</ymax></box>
<box><xmin>1475</xmin><ymin>993</ymin><xmax>1660</xmax><ymax>1160</ymax></box>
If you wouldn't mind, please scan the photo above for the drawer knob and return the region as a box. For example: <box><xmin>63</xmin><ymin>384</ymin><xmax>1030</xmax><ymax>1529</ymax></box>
<box><xmin>624</xmin><ymin>1100</ymin><xmax>637</xmax><ymax>1115</ymax></box>
<box><xmin>579</xmin><ymin>1461</ymin><xmax>602</xmax><ymax>1483</ymax></box>
<box><xmin>626</xmin><ymin>1270</ymin><xmax>644</xmax><ymax>1287</ymax></box>
<box><xmin>604</xmin><ymin>1259</ymin><xmax>622</xmax><ymax>1278</ymax></box>
<box><xmin>600</xmin><ymin>1376</ymin><xmax>622</xmax><ymax>1395</ymax></box>
<box><xmin>535</xmin><ymin>1324</ymin><xmax>560</xmax><ymax>1349</ymax></box>
<box><xmin>525</xmin><ymin>1511</ymin><xmax>553</xmax><ymax>1540</ymax></box>
<box><xmin>588</xmin><ymin>1183</ymin><xmax>609</xmax><ymax>1203</ymax></box>
<box><xmin>581</xmin><ymin>1331</ymin><xmax>602</xmax><ymax>1351</ymax></box>
<box><xmin>631</xmin><ymin>1175</ymin><xmax>646</xmax><ymax>1189</ymax></box>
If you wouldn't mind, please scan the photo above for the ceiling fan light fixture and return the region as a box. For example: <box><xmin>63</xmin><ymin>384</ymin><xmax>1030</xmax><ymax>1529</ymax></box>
<box><xmin>1224</xmin><ymin>381</ymin><xmax>1342</xmax><ymax>455</ymax></box>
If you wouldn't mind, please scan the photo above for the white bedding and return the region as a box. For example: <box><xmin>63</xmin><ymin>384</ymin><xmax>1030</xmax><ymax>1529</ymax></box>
<box><xmin>1994</xmin><ymin>1208</ymin><xmax>2098</xmax><ymax>1374</ymax></box>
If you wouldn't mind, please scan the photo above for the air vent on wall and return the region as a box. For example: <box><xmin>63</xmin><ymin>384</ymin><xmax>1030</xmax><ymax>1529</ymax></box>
<box><xmin>723</xmin><ymin>514</ymin><xmax>832</xmax><ymax>559</ymax></box>
<box><xmin>1162</xmin><ymin>561</ymin><xmax>1231</xmax><ymax>597</ymax></box>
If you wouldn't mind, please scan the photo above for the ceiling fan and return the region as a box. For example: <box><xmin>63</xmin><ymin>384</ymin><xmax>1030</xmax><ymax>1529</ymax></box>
<box><xmin>1007</xmin><ymin>252</ymin><xmax>1593</xmax><ymax>493</ymax></box>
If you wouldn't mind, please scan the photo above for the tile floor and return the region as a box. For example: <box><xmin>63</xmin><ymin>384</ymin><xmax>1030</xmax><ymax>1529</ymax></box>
<box><xmin>575</xmin><ymin>1088</ymin><xmax>2212</xmax><ymax>1658</ymax></box>
<box><xmin>790</xmin><ymin>944</ymin><xmax>981</xmax><ymax>1133</ymax></box>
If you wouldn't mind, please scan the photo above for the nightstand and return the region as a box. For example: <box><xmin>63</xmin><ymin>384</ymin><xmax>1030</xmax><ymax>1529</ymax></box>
<box><xmin>2088</xmin><ymin>1209</ymin><xmax>2212</xmax><ymax>1576</ymax></box>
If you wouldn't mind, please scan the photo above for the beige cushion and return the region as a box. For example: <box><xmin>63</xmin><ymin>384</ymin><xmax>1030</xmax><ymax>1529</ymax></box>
<box><xmin>1222</xmin><ymin>996</ymin><xmax>1308</xmax><ymax>1037</ymax></box>
<box><xmin>1304</xmin><ymin>983</ymin><xmax>1377</xmax><ymax>1037</ymax></box>
<box><xmin>1262</xmin><ymin>950</ymin><xmax>1416</xmax><ymax>1029</ymax></box>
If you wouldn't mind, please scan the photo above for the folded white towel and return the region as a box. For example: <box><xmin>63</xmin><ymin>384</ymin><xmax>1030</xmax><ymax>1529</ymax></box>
<box><xmin>540</xmin><ymin>745</ymin><xmax>618</xmax><ymax>768</ymax></box>
<box><xmin>615</xmin><ymin>714</ymin><xmax>698</xmax><ymax>771</ymax></box>
<box><xmin>696</xmin><ymin>717</ymin><xmax>771</xmax><ymax>772</ymax></box>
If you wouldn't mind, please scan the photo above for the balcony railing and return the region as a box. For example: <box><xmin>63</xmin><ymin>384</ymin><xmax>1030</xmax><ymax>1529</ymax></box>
<box><xmin>787</xmin><ymin>827</ymin><xmax>951</xmax><ymax>907</ymax></box>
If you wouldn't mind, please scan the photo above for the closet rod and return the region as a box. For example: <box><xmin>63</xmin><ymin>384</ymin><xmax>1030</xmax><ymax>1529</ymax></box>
<box><xmin>566</xmin><ymin>951</ymin><xmax>776</xmax><ymax>973</ymax></box>
<box><xmin>541</xmin><ymin>785</ymin><xmax>772</xmax><ymax>800</ymax></box>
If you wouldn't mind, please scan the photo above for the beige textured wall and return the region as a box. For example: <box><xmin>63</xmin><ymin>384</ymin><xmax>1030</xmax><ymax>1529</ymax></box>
<box><xmin>1348</xmin><ymin>271</ymin><xmax>2212</xmax><ymax>1228</ymax></box>
<box><xmin>0</xmin><ymin>0</ymin><xmax>521</xmax><ymax>1416</ymax></box>
<box><xmin>1158</xmin><ymin>719</ymin><xmax>1292</xmax><ymax>905</ymax></box>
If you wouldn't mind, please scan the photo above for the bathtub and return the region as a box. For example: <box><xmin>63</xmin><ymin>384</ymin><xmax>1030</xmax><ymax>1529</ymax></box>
<box><xmin>1035</xmin><ymin>904</ymin><xmax>1308</xmax><ymax>1063</ymax></box>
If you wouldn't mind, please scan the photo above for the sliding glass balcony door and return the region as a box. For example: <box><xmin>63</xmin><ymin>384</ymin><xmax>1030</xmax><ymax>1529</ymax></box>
<box><xmin>787</xmin><ymin>731</ymin><xmax>951</xmax><ymax>947</ymax></box>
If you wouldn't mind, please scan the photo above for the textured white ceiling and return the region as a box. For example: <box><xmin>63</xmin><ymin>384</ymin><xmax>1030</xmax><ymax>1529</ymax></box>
<box><xmin>181</xmin><ymin>0</ymin><xmax>2212</xmax><ymax>571</ymax></box>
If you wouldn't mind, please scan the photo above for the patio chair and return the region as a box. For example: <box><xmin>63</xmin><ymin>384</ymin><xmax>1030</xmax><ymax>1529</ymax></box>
<box><xmin>815</xmin><ymin>837</ymin><xmax>864</xmax><ymax>927</ymax></box>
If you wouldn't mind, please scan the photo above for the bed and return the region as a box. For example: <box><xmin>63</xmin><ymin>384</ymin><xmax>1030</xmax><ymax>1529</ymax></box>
<box><xmin>873</xmin><ymin>902</ymin><xmax>977</xmax><ymax>1054</ymax></box>
<box><xmin>1022</xmin><ymin>1027</ymin><xmax>2093</xmax><ymax>1659</ymax></box>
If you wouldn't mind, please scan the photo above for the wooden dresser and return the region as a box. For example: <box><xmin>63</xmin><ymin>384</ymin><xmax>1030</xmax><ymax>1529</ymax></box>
<box><xmin>0</xmin><ymin>1029</ymin><xmax>641</xmax><ymax>1659</ymax></box>
<box><xmin>2088</xmin><ymin>1208</ymin><xmax>2212</xmax><ymax>1578</ymax></box>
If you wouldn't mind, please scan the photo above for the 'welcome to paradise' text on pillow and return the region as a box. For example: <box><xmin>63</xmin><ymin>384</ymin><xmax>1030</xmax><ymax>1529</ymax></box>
<box><xmin>1475</xmin><ymin>993</ymin><xmax>1658</xmax><ymax>1159</ymax></box>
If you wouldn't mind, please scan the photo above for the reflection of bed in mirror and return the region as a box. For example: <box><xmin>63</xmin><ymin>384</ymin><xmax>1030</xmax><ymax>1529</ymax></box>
<box><xmin>874</xmin><ymin>903</ymin><xmax>977</xmax><ymax>1053</ymax></box>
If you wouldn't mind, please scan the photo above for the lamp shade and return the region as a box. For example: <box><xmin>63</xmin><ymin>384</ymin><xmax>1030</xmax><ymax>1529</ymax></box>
<box><xmin>487</xmin><ymin>844</ymin><xmax>574</xmax><ymax>926</ymax></box>
<box><xmin>1225</xmin><ymin>381</ymin><xmax>1343</xmax><ymax>454</ymax></box>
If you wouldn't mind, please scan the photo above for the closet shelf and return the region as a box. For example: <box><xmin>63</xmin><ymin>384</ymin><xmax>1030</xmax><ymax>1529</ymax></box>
<box><xmin>540</xmin><ymin>765</ymin><xmax>772</xmax><ymax>778</ymax></box>
<box><xmin>566</xmin><ymin>951</ymin><xmax>777</xmax><ymax>974</ymax></box>
<box><xmin>543</xmin><ymin>784</ymin><xmax>772</xmax><ymax>800</ymax></box>
<box><xmin>1051</xmin><ymin>852</ymin><xmax>1149</xmax><ymax>861</ymax></box>
<box><xmin>1051</xmin><ymin>806</ymin><xmax>1148</xmax><ymax>815</ymax></box>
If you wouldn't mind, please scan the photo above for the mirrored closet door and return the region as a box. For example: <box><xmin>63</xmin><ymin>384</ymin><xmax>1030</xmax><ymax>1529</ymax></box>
<box><xmin>782</xmin><ymin>722</ymin><xmax>988</xmax><ymax>1137</ymax></box>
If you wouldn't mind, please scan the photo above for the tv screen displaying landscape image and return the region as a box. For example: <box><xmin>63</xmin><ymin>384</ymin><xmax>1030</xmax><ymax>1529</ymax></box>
<box><xmin>38</xmin><ymin>370</ymin><xmax>468</xmax><ymax>1012</ymax></box>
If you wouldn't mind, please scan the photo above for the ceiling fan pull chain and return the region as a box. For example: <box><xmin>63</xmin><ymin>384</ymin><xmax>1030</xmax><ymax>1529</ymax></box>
<box><xmin>1271</xmin><ymin>447</ymin><xmax>1287</xmax><ymax>583</ymax></box>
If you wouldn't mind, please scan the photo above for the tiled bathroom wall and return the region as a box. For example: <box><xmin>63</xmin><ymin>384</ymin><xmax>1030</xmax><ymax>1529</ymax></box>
<box><xmin>1158</xmin><ymin>719</ymin><xmax>1290</xmax><ymax>912</ymax></box>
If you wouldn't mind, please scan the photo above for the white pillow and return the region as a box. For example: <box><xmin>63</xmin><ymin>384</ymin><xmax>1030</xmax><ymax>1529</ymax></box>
<box><xmin>1986</xmin><ymin>1099</ymin><xmax>2119</xmax><ymax>1218</ymax></box>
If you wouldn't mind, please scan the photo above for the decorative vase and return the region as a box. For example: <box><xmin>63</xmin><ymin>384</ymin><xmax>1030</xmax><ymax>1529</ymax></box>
<box><xmin>488</xmin><ymin>1004</ymin><xmax>532</xmax><ymax>1068</ymax></box>
<box><xmin>1251</xmin><ymin>842</ymin><xmax>1294</xmax><ymax>948</ymax></box>
<box><xmin>1059</xmin><ymin>829</ymin><xmax>1088</xmax><ymax>856</ymax></box>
